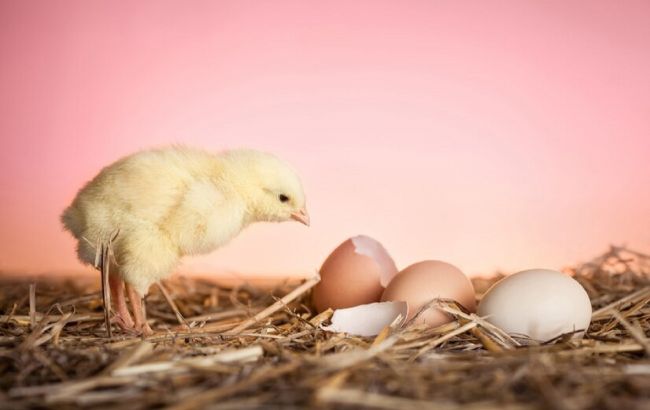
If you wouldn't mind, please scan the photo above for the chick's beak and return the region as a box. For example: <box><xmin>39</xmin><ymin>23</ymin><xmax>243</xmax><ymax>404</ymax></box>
<box><xmin>290</xmin><ymin>208</ymin><xmax>310</xmax><ymax>226</ymax></box>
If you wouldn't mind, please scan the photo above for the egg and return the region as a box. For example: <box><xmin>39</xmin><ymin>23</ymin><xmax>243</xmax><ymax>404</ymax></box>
<box><xmin>381</xmin><ymin>260</ymin><xmax>476</xmax><ymax>326</ymax></box>
<box><xmin>312</xmin><ymin>235</ymin><xmax>399</xmax><ymax>313</ymax></box>
<box><xmin>478</xmin><ymin>269</ymin><xmax>592</xmax><ymax>342</ymax></box>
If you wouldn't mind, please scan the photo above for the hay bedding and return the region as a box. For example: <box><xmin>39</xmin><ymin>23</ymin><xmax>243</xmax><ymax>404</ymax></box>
<box><xmin>0</xmin><ymin>246</ymin><xmax>649</xmax><ymax>410</ymax></box>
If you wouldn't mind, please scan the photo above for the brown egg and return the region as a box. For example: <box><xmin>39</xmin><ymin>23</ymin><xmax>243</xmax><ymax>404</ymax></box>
<box><xmin>381</xmin><ymin>260</ymin><xmax>476</xmax><ymax>327</ymax></box>
<box><xmin>312</xmin><ymin>235</ymin><xmax>399</xmax><ymax>313</ymax></box>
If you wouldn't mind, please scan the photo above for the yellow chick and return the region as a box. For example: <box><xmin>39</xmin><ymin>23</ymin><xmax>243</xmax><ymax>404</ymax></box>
<box><xmin>61</xmin><ymin>146</ymin><xmax>309</xmax><ymax>335</ymax></box>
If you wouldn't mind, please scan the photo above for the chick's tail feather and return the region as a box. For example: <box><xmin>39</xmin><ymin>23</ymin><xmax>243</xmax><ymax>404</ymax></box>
<box><xmin>60</xmin><ymin>205</ymin><xmax>83</xmax><ymax>237</ymax></box>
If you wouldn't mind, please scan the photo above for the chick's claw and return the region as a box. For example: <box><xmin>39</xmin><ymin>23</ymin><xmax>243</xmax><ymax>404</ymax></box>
<box><xmin>138</xmin><ymin>323</ymin><xmax>154</xmax><ymax>337</ymax></box>
<box><xmin>172</xmin><ymin>323</ymin><xmax>191</xmax><ymax>333</ymax></box>
<box><xmin>110</xmin><ymin>315</ymin><xmax>138</xmax><ymax>334</ymax></box>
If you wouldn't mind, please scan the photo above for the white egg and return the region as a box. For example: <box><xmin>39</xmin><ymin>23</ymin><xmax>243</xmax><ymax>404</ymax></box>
<box><xmin>478</xmin><ymin>269</ymin><xmax>592</xmax><ymax>342</ymax></box>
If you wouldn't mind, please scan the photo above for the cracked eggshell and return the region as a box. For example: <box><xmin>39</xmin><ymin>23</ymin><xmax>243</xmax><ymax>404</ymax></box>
<box><xmin>477</xmin><ymin>269</ymin><xmax>592</xmax><ymax>342</ymax></box>
<box><xmin>322</xmin><ymin>301</ymin><xmax>408</xmax><ymax>337</ymax></box>
<box><xmin>381</xmin><ymin>260</ymin><xmax>476</xmax><ymax>327</ymax></box>
<box><xmin>312</xmin><ymin>235</ymin><xmax>399</xmax><ymax>313</ymax></box>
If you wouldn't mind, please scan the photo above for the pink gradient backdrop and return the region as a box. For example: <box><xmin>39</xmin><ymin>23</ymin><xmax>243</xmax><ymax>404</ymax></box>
<box><xmin>1</xmin><ymin>1</ymin><xmax>649</xmax><ymax>278</ymax></box>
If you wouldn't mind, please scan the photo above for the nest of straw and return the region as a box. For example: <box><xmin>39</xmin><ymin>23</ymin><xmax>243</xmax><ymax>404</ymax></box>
<box><xmin>1</xmin><ymin>246</ymin><xmax>649</xmax><ymax>410</ymax></box>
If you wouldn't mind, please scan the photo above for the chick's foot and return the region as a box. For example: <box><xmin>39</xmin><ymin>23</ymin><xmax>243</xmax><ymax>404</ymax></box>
<box><xmin>125</xmin><ymin>282</ymin><xmax>154</xmax><ymax>336</ymax></box>
<box><xmin>109</xmin><ymin>273</ymin><xmax>135</xmax><ymax>329</ymax></box>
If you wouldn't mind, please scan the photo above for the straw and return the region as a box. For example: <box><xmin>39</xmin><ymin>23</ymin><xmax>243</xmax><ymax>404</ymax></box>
<box><xmin>0</xmin><ymin>246</ymin><xmax>648</xmax><ymax>409</ymax></box>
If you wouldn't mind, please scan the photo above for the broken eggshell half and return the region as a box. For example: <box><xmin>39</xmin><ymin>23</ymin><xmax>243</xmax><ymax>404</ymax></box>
<box><xmin>312</xmin><ymin>235</ymin><xmax>399</xmax><ymax>313</ymax></box>
<box><xmin>322</xmin><ymin>301</ymin><xmax>409</xmax><ymax>337</ymax></box>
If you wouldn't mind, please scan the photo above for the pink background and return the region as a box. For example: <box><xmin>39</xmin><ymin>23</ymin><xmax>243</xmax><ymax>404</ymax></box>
<box><xmin>1</xmin><ymin>1</ymin><xmax>649</xmax><ymax>279</ymax></box>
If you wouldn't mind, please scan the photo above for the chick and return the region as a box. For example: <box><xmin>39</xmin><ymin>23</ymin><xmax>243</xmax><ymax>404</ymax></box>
<box><xmin>61</xmin><ymin>146</ymin><xmax>309</xmax><ymax>335</ymax></box>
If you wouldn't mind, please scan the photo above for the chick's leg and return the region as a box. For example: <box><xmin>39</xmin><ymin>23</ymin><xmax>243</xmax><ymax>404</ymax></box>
<box><xmin>109</xmin><ymin>272</ymin><xmax>135</xmax><ymax>329</ymax></box>
<box><xmin>119</xmin><ymin>228</ymin><xmax>178</xmax><ymax>337</ymax></box>
<box><xmin>125</xmin><ymin>283</ymin><xmax>153</xmax><ymax>336</ymax></box>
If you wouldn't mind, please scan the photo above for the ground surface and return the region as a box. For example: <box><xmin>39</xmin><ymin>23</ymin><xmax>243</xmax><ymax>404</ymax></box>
<box><xmin>1</xmin><ymin>247</ymin><xmax>649</xmax><ymax>410</ymax></box>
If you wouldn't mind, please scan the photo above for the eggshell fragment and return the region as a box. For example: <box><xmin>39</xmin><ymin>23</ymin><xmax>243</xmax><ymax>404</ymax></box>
<box><xmin>478</xmin><ymin>269</ymin><xmax>592</xmax><ymax>342</ymax></box>
<box><xmin>381</xmin><ymin>260</ymin><xmax>476</xmax><ymax>327</ymax></box>
<box><xmin>322</xmin><ymin>301</ymin><xmax>408</xmax><ymax>337</ymax></box>
<box><xmin>312</xmin><ymin>235</ymin><xmax>399</xmax><ymax>313</ymax></box>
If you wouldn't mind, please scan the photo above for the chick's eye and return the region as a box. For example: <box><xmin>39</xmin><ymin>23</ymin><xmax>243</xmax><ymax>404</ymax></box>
<box><xmin>279</xmin><ymin>194</ymin><xmax>290</xmax><ymax>203</ymax></box>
